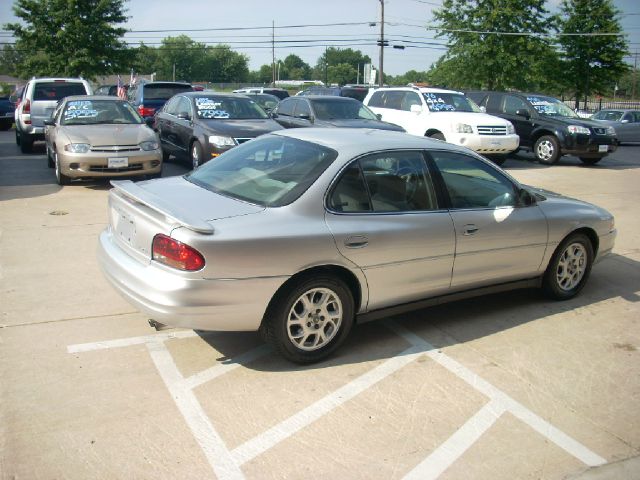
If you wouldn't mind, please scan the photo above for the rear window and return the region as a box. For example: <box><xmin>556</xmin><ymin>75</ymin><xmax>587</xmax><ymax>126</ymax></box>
<box><xmin>187</xmin><ymin>135</ymin><xmax>337</xmax><ymax>207</ymax></box>
<box><xmin>33</xmin><ymin>82</ymin><xmax>88</xmax><ymax>101</ymax></box>
<box><xmin>143</xmin><ymin>84</ymin><xmax>192</xmax><ymax>100</ymax></box>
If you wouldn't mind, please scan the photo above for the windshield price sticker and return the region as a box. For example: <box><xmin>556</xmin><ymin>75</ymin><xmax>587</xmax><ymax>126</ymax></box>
<box><xmin>424</xmin><ymin>93</ymin><xmax>455</xmax><ymax>111</ymax></box>
<box><xmin>64</xmin><ymin>101</ymin><xmax>98</xmax><ymax>120</ymax></box>
<box><xmin>195</xmin><ymin>98</ymin><xmax>230</xmax><ymax>119</ymax></box>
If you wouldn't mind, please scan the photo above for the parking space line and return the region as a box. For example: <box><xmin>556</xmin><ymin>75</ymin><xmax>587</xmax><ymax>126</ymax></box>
<box><xmin>403</xmin><ymin>399</ymin><xmax>506</xmax><ymax>480</ymax></box>
<box><xmin>67</xmin><ymin>330</ymin><xmax>198</xmax><ymax>353</ymax></box>
<box><xmin>183</xmin><ymin>345</ymin><xmax>272</xmax><ymax>389</ymax></box>
<box><xmin>385</xmin><ymin>320</ymin><xmax>608</xmax><ymax>470</ymax></box>
<box><xmin>146</xmin><ymin>340</ymin><xmax>245</xmax><ymax>480</ymax></box>
<box><xmin>231</xmin><ymin>345</ymin><xmax>430</xmax><ymax>466</ymax></box>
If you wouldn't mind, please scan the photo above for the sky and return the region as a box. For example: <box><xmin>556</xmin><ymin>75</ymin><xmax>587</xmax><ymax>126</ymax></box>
<box><xmin>1</xmin><ymin>0</ymin><xmax>639</xmax><ymax>77</ymax></box>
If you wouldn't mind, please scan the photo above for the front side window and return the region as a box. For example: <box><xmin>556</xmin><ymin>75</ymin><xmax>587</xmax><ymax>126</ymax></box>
<box><xmin>431</xmin><ymin>151</ymin><xmax>517</xmax><ymax>209</ymax></box>
<box><xmin>163</xmin><ymin>96</ymin><xmax>181</xmax><ymax>115</ymax></box>
<box><xmin>275</xmin><ymin>98</ymin><xmax>295</xmax><ymax>116</ymax></box>
<box><xmin>61</xmin><ymin>100</ymin><xmax>143</xmax><ymax>125</ymax></box>
<box><xmin>501</xmin><ymin>95</ymin><xmax>529</xmax><ymax>115</ymax></box>
<box><xmin>294</xmin><ymin>99</ymin><xmax>311</xmax><ymax>117</ymax></box>
<box><xmin>187</xmin><ymin>135</ymin><xmax>337</xmax><ymax>207</ymax></box>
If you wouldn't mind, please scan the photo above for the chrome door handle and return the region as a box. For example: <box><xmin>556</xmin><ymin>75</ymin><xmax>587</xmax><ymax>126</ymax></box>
<box><xmin>463</xmin><ymin>224</ymin><xmax>479</xmax><ymax>236</ymax></box>
<box><xmin>345</xmin><ymin>235</ymin><xmax>369</xmax><ymax>248</ymax></box>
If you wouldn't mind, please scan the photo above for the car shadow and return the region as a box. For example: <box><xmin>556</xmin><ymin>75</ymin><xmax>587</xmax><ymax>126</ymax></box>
<box><xmin>503</xmin><ymin>146</ymin><xmax>640</xmax><ymax>171</ymax></box>
<box><xmin>195</xmin><ymin>252</ymin><xmax>639</xmax><ymax>373</ymax></box>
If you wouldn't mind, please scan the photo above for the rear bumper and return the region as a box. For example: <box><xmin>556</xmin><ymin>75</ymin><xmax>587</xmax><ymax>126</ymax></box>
<box><xmin>97</xmin><ymin>228</ymin><xmax>286</xmax><ymax>331</ymax></box>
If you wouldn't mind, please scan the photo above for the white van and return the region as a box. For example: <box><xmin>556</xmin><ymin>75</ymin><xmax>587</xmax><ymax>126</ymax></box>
<box><xmin>15</xmin><ymin>77</ymin><xmax>92</xmax><ymax>153</ymax></box>
<box><xmin>363</xmin><ymin>86</ymin><xmax>519</xmax><ymax>164</ymax></box>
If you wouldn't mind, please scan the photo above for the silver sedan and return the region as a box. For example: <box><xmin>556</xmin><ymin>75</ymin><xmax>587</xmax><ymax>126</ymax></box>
<box><xmin>98</xmin><ymin>128</ymin><xmax>616</xmax><ymax>363</ymax></box>
<box><xmin>590</xmin><ymin>109</ymin><xmax>640</xmax><ymax>144</ymax></box>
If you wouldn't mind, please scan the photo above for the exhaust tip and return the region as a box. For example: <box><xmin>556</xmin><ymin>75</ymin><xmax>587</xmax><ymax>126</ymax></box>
<box><xmin>148</xmin><ymin>319</ymin><xmax>170</xmax><ymax>331</ymax></box>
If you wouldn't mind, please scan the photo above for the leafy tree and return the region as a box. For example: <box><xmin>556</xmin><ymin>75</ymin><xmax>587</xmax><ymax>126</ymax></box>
<box><xmin>314</xmin><ymin>48</ymin><xmax>371</xmax><ymax>84</ymax></box>
<box><xmin>248</xmin><ymin>64</ymin><xmax>274</xmax><ymax>84</ymax></box>
<box><xmin>430</xmin><ymin>0</ymin><xmax>559</xmax><ymax>91</ymax></box>
<box><xmin>281</xmin><ymin>54</ymin><xmax>311</xmax><ymax>80</ymax></box>
<box><xmin>0</xmin><ymin>45</ymin><xmax>23</xmax><ymax>77</ymax></box>
<box><xmin>5</xmin><ymin>0</ymin><xmax>130</xmax><ymax>79</ymax></box>
<box><xmin>206</xmin><ymin>45</ymin><xmax>249</xmax><ymax>83</ymax></box>
<box><xmin>555</xmin><ymin>0</ymin><xmax>628</xmax><ymax>107</ymax></box>
<box><xmin>327</xmin><ymin>63</ymin><xmax>357</xmax><ymax>86</ymax></box>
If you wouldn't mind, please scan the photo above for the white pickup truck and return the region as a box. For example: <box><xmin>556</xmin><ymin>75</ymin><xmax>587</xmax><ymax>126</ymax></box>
<box><xmin>363</xmin><ymin>86</ymin><xmax>519</xmax><ymax>164</ymax></box>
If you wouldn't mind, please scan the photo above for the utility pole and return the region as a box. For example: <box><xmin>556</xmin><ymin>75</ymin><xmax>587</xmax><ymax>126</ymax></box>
<box><xmin>378</xmin><ymin>0</ymin><xmax>384</xmax><ymax>88</ymax></box>
<box><xmin>272</xmin><ymin>21</ymin><xmax>276</xmax><ymax>86</ymax></box>
<box><xmin>633</xmin><ymin>49</ymin><xmax>638</xmax><ymax>101</ymax></box>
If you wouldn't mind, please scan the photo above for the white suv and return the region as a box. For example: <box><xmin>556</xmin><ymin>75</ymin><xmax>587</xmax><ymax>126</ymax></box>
<box><xmin>15</xmin><ymin>77</ymin><xmax>92</xmax><ymax>153</ymax></box>
<box><xmin>363</xmin><ymin>87</ymin><xmax>519</xmax><ymax>164</ymax></box>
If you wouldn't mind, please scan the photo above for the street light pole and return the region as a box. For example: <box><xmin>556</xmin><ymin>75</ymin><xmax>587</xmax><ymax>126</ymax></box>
<box><xmin>378</xmin><ymin>0</ymin><xmax>384</xmax><ymax>87</ymax></box>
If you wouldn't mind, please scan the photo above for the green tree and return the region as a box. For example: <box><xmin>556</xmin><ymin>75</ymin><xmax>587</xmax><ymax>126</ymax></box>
<box><xmin>205</xmin><ymin>45</ymin><xmax>249</xmax><ymax>83</ymax></box>
<box><xmin>281</xmin><ymin>54</ymin><xmax>311</xmax><ymax>80</ymax></box>
<box><xmin>556</xmin><ymin>0</ymin><xmax>628</xmax><ymax>107</ymax></box>
<box><xmin>0</xmin><ymin>45</ymin><xmax>23</xmax><ymax>77</ymax></box>
<box><xmin>314</xmin><ymin>48</ymin><xmax>371</xmax><ymax>84</ymax></box>
<box><xmin>5</xmin><ymin>0</ymin><xmax>130</xmax><ymax>79</ymax></box>
<box><xmin>430</xmin><ymin>0</ymin><xmax>559</xmax><ymax>91</ymax></box>
<box><xmin>248</xmin><ymin>64</ymin><xmax>274</xmax><ymax>84</ymax></box>
<box><xmin>154</xmin><ymin>35</ymin><xmax>207</xmax><ymax>82</ymax></box>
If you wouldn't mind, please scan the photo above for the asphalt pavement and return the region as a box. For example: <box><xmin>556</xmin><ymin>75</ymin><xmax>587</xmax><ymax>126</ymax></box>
<box><xmin>1</xmin><ymin>131</ymin><xmax>639</xmax><ymax>480</ymax></box>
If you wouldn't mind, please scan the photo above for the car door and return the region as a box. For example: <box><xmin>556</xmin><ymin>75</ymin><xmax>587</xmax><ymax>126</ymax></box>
<box><xmin>429</xmin><ymin>150</ymin><xmax>548</xmax><ymax>289</ymax></box>
<box><xmin>172</xmin><ymin>96</ymin><xmax>194</xmax><ymax>158</ymax></box>
<box><xmin>325</xmin><ymin>150</ymin><xmax>456</xmax><ymax>311</ymax></box>
<box><xmin>156</xmin><ymin>96</ymin><xmax>180</xmax><ymax>155</ymax></box>
<box><xmin>497</xmin><ymin>94</ymin><xmax>536</xmax><ymax>148</ymax></box>
<box><xmin>617</xmin><ymin>111</ymin><xmax>640</xmax><ymax>143</ymax></box>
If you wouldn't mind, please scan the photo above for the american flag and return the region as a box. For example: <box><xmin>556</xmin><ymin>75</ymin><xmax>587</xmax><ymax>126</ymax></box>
<box><xmin>116</xmin><ymin>75</ymin><xmax>127</xmax><ymax>99</ymax></box>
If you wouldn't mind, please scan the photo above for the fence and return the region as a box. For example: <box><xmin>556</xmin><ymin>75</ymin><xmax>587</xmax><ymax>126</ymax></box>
<box><xmin>561</xmin><ymin>96</ymin><xmax>640</xmax><ymax>115</ymax></box>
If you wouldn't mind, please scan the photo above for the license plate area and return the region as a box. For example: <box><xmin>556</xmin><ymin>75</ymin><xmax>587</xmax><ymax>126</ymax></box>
<box><xmin>114</xmin><ymin>207</ymin><xmax>136</xmax><ymax>246</ymax></box>
<box><xmin>598</xmin><ymin>145</ymin><xmax>608</xmax><ymax>153</ymax></box>
<box><xmin>108</xmin><ymin>157</ymin><xmax>128</xmax><ymax>168</ymax></box>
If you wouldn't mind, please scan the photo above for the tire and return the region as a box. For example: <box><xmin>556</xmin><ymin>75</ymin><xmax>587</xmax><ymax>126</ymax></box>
<box><xmin>428</xmin><ymin>132</ymin><xmax>446</xmax><ymax>141</ymax></box>
<box><xmin>579</xmin><ymin>157</ymin><xmax>602</xmax><ymax>165</ymax></box>
<box><xmin>534</xmin><ymin>135</ymin><xmax>560</xmax><ymax>165</ymax></box>
<box><xmin>16</xmin><ymin>129</ymin><xmax>21</xmax><ymax>145</ymax></box>
<box><xmin>54</xmin><ymin>151</ymin><xmax>71</xmax><ymax>185</ymax></box>
<box><xmin>46</xmin><ymin>145</ymin><xmax>54</xmax><ymax>168</ymax></box>
<box><xmin>20</xmin><ymin>133</ymin><xmax>33</xmax><ymax>153</ymax></box>
<box><xmin>542</xmin><ymin>233</ymin><xmax>594</xmax><ymax>300</ymax></box>
<box><xmin>190</xmin><ymin>140</ymin><xmax>203</xmax><ymax>169</ymax></box>
<box><xmin>261</xmin><ymin>274</ymin><xmax>355</xmax><ymax>364</ymax></box>
<box><xmin>161</xmin><ymin>147</ymin><xmax>170</xmax><ymax>163</ymax></box>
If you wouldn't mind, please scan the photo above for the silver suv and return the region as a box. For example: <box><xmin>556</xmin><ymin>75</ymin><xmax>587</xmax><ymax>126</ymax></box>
<box><xmin>15</xmin><ymin>77</ymin><xmax>92</xmax><ymax>153</ymax></box>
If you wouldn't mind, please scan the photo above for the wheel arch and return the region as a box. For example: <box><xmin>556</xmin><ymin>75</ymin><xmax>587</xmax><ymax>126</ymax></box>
<box><xmin>570</xmin><ymin>226</ymin><xmax>599</xmax><ymax>257</ymax></box>
<box><xmin>261</xmin><ymin>264</ymin><xmax>364</xmax><ymax>327</ymax></box>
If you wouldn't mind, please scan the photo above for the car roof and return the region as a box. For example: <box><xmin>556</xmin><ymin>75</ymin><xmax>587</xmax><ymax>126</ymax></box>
<box><xmin>181</xmin><ymin>92</ymin><xmax>252</xmax><ymax>99</ymax></box>
<box><xmin>28</xmin><ymin>77</ymin><xmax>88</xmax><ymax>83</ymax></box>
<box><xmin>302</xmin><ymin>96</ymin><xmax>359</xmax><ymax>102</ymax></box>
<box><xmin>371</xmin><ymin>86</ymin><xmax>464</xmax><ymax>95</ymax></box>
<box><xmin>63</xmin><ymin>95</ymin><xmax>126</xmax><ymax>101</ymax></box>
<box><xmin>271</xmin><ymin>127</ymin><xmax>468</xmax><ymax>156</ymax></box>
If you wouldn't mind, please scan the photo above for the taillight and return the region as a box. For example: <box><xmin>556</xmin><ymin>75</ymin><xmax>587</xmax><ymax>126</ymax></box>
<box><xmin>22</xmin><ymin>98</ymin><xmax>30</xmax><ymax>114</ymax></box>
<box><xmin>138</xmin><ymin>105</ymin><xmax>155</xmax><ymax>117</ymax></box>
<box><xmin>152</xmin><ymin>234</ymin><xmax>205</xmax><ymax>271</ymax></box>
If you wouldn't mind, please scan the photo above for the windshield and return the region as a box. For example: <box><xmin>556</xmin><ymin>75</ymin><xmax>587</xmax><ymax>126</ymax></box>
<box><xmin>311</xmin><ymin>99</ymin><xmax>379</xmax><ymax>121</ymax></box>
<box><xmin>592</xmin><ymin>110</ymin><xmax>624</xmax><ymax>122</ymax></box>
<box><xmin>187</xmin><ymin>135</ymin><xmax>337</xmax><ymax>207</ymax></box>
<box><xmin>194</xmin><ymin>96</ymin><xmax>269</xmax><ymax>119</ymax></box>
<box><xmin>61</xmin><ymin>100</ymin><xmax>143</xmax><ymax>125</ymax></box>
<box><xmin>422</xmin><ymin>92</ymin><xmax>481</xmax><ymax>112</ymax></box>
<box><xmin>526</xmin><ymin>96</ymin><xmax>578</xmax><ymax>118</ymax></box>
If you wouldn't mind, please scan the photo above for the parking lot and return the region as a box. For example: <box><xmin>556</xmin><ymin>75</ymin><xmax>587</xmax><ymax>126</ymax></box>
<box><xmin>1</xmin><ymin>130</ymin><xmax>639</xmax><ymax>479</ymax></box>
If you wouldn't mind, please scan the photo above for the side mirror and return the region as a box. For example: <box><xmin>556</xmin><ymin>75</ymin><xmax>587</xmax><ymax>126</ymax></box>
<box><xmin>621</xmin><ymin>119</ymin><xmax>629</xmax><ymax>124</ymax></box>
<box><xmin>515</xmin><ymin>109</ymin><xmax>530</xmax><ymax>119</ymax></box>
<box><xmin>410</xmin><ymin>104</ymin><xmax>422</xmax><ymax>114</ymax></box>
<box><xmin>297</xmin><ymin>113</ymin><xmax>312</xmax><ymax>122</ymax></box>
<box><xmin>479</xmin><ymin>106</ymin><xmax>486</xmax><ymax>113</ymax></box>
<box><xmin>376</xmin><ymin>113</ymin><xmax>382</xmax><ymax>120</ymax></box>
<box><xmin>177</xmin><ymin>111</ymin><xmax>191</xmax><ymax>121</ymax></box>
<box><xmin>144</xmin><ymin>117</ymin><xmax>154</xmax><ymax>127</ymax></box>
<box><xmin>270</xmin><ymin>112</ymin><xmax>278</xmax><ymax>118</ymax></box>
<box><xmin>518</xmin><ymin>188</ymin><xmax>536</xmax><ymax>207</ymax></box>
<box><xmin>44</xmin><ymin>118</ymin><xmax>55</xmax><ymax>126</ymax></box>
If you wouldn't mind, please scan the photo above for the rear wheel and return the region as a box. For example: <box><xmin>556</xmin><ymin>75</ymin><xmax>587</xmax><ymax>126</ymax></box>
<box><xmin>190</xmin><ymin>141</ymin><xmax>203</xmax><ymax>169</ymax></box>
<box><xmin>542</xmin><ymin>233</ymin><xmax>594</xmax><ymax>300</ymax></box>
<box><xmin>20</xmin><ymin>132</ymin><xmax>33</xmax><ymax>153</ymax></box>
<box><xmin>579</xmin><ymin>157</ymin><xmax>602</xmax><ymax>165</ymax></box>
<box><xmin>534</xmin><ymin>135</ymin><xmax>560</xmax><ymax>164</ymax></box>
<box><xmin>261</xmin><ymin>275</ymin><xmax>355</xmax><ymax>364</ymax></box>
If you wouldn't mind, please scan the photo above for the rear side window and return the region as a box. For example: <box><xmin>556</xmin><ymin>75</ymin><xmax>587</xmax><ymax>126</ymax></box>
<box><xmin>33</xmin><ymin>82</ymin><xmax>87</xmax><ymax>101</ymax></box>
<box><xmin>142</xmin><ymin>84</ymin><xmax>192</xmax><ymax>100</ymax></box>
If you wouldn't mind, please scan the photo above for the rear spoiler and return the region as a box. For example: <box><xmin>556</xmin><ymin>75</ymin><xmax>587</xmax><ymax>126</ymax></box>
<box><xmin>110</xmin><ymin>180</ymin><xmax>214</xmax><ymax>235</ymax></box>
